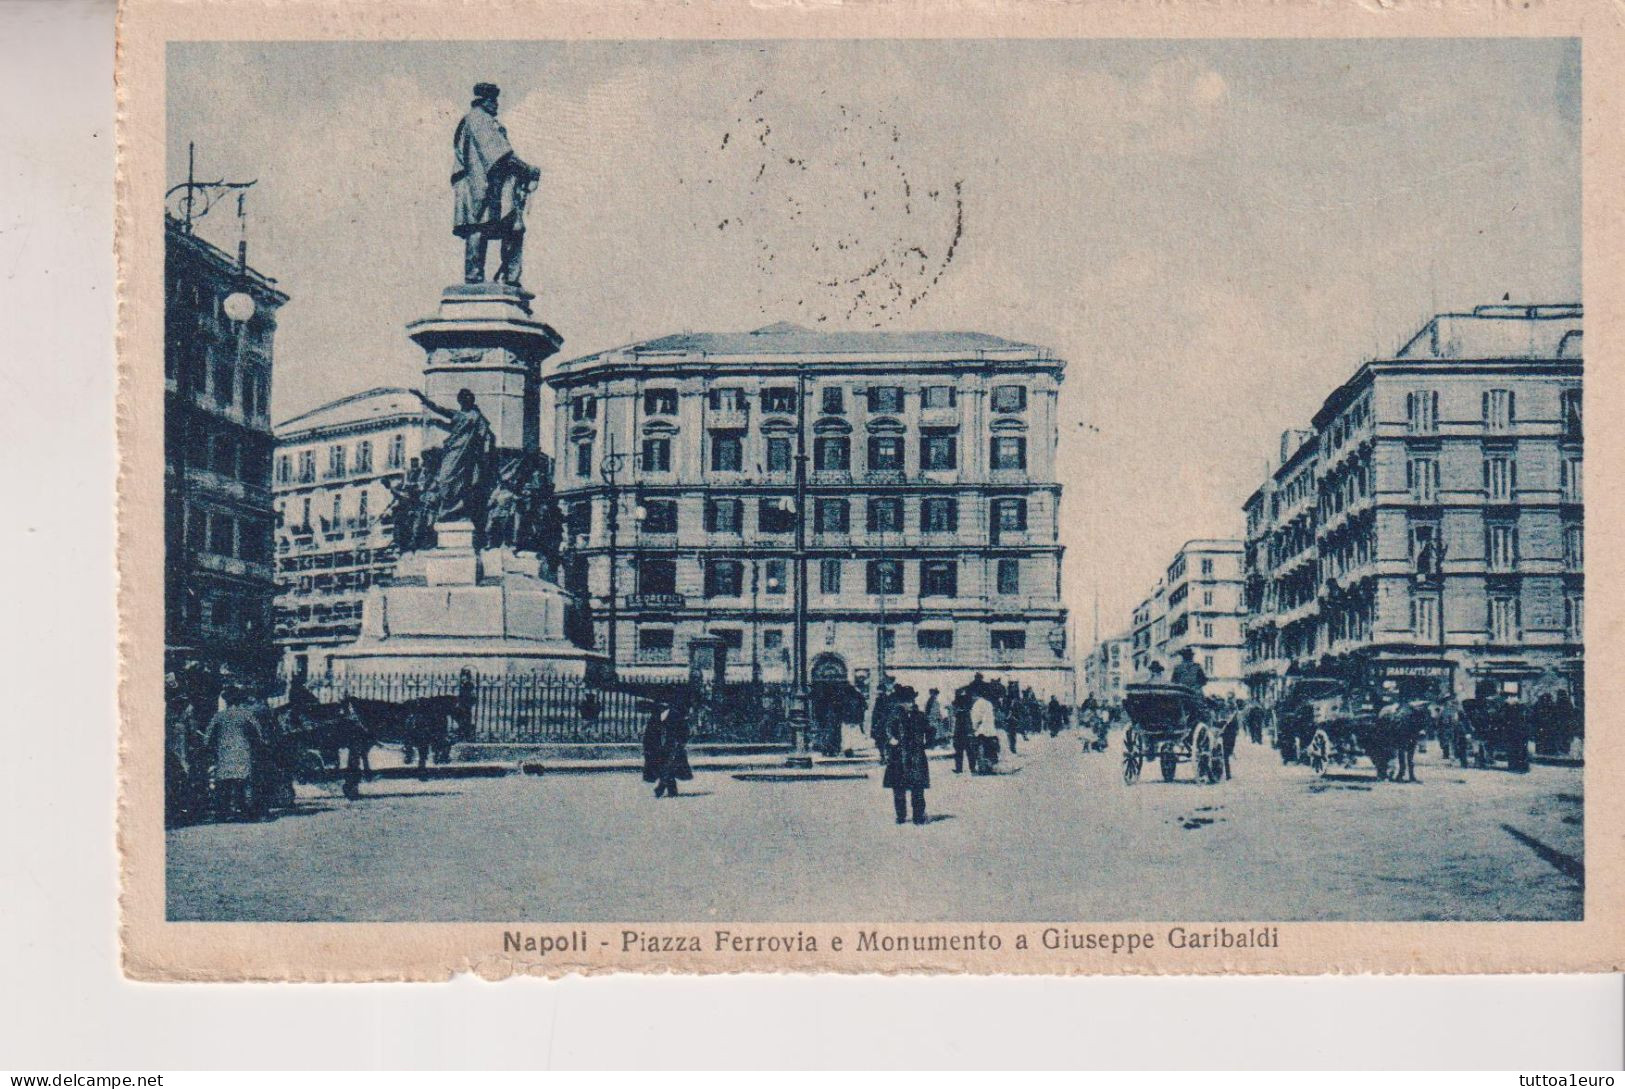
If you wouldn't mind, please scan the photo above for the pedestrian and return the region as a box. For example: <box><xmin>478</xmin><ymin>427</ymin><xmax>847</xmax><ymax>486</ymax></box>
<box><xmin>881</xmin><ymin>685</ymin><xmax>931</xmax><ymax>825</ymax></box>
<box><xmin>971</xmin><ymin>687</ymin><xmax>1000</xmax><ymax>774</ymax></box>
<box><xmin>243</xmin><ymin>683</ymin><xmax>286</xmax><ymax>818</ymax></box>
<box><xmin>164</xmin><ymin>674</ymin><xmax>192</xmax><ymax>827</ymax></box>
<box><xmin>1220</xmin><ymin>711</ymin><xmax>1239</xmax><ymax>780</ymax></box>
<box><xmin>202</xmin><ymin>686</ymin><xmax>264</xmax><ymax>822</ymax></box>
<box><xmin>999</xmin><ymin>688</ymin><xmax>1020</xmax><ymax>756</ymax></box>
<box><xmin>1047</xmin><ymin>696</ymin><xmax>1066</xmax><ymax>737</ymax></box>
<box><xmin>924</xmin><ymin>687</ymin><xmax>951</xmax><ymax>748</ymax></box>
<box><xmin>950</xmin><ymin>686</ymin><xmax>975</xmax><ymax>773</ymax></box>
<box><xmin>644</xmin><ymin>693</ymin><xmax>694</xmax><ymax>798</ymax></box>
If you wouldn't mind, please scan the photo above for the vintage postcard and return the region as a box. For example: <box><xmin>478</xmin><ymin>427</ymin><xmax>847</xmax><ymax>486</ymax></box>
<box><xmin>118</xmin><ymin>0</ymin><xmax>1625</xmax><ymax>980</ymax></box>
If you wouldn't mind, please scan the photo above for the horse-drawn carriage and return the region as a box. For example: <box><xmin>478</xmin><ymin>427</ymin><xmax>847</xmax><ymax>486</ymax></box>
<box><xmin>1276</xmin><ymin>676</ymin><xmax>1426</xmax><ymax>780</ymax></box>
<box><xmin>1121</xmin><ymin>683</ymin><xmax>1226</xmax><ymax>785</ymax></box>
<box><xmin>274</xmin><ymin>688</ymin><xmax>472</xmax><ymax>797</ymax></box>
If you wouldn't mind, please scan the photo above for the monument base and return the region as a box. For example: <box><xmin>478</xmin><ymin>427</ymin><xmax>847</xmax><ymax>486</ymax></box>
<box><xmin>329</xmin><ymin>528</ymin><xmax>603</xmax><ymax>679</ymax></box>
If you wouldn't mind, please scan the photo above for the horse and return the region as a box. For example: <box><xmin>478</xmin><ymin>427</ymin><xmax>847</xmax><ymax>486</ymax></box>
<box><xmin>341</xmin><ymin>695</ymin><xmax>469</xmax><ymax>778</ymax></box>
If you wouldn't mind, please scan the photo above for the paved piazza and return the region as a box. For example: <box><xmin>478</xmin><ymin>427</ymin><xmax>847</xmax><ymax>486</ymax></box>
<box><xmin>166</xmin><ymin>734</ymin><xmax>1584</xmax><ymax>922</ymax></box>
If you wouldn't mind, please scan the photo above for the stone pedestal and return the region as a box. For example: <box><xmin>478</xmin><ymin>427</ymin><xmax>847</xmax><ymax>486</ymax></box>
<box><xmin>329</xmin><ymin>543</ymin><xmax>604</xmax><ymax>679</ymax></box>
<box><xmin>407</xmin><ymin>283</ymin><xmax>562</xmax><ymax>453</ymax></box>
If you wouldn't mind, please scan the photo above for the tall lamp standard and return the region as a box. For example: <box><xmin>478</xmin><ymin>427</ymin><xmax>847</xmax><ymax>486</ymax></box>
<box><xmin>597</xmin><ymin>433</ymin><xmax>646</xmax><ymax>677</ymax></box>
<box><xmin>785</xmin><ymin>363</ymin><xmax>813</xmax><ymax>767</ymax></box>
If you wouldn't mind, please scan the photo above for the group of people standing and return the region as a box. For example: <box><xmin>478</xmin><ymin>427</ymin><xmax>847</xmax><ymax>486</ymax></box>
<box><xmin>165</xmin><ymin>666</ymin><xmax>296</xmax><ymax>827</ymax></box>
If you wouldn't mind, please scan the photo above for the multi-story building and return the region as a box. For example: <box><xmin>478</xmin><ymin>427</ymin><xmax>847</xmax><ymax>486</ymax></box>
<box><xmin>1081</xmin><ymin>635</ymin><xmax>1130</xmax><ymax>707</ymax></box>
<box><xmin>1242</xmin><ymin>429</ymin><xmax>1319</xmax><ymax>705</ymax></box>
<box><xmin>1242</xmin><ymin>302</ymin><xmax>1583</xmax><ymax>705</ymax></box>
<box><xmin>164</xmin><ymin>215</ymin><xmax>287</xmax><ymax>675</ymax></box>
<box><xmin>270</xmin><ymin>387</ymin><xmax>449</xmax><ymax>678</ymax></box>
<box><xmin>544</xmin><ymin>323</ymin><xmax>1073</xmax><ymax>696</ymax></box>
<box><xmin>1125</xmin><ymin>540</ymin><xmax>1246</xmax><ymax>698</ymax></box>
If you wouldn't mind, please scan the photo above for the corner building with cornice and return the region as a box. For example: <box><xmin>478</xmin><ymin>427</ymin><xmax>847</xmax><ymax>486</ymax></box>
<box><xmin>545</xmin><ymin>324</ymin><xmax>1074</xmax><ymax>697</ymax></box>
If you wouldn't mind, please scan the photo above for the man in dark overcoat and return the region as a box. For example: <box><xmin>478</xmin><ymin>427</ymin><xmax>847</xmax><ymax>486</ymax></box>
<box><xmin>881</xmin><ymin>686</ymin><xmax>931</xmax><ymax>824</ymax></box>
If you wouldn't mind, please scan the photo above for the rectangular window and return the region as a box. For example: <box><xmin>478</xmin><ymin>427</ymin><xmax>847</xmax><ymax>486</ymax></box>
<box><xmin>1406</xmin><ymin>389</ymin><xmax>1439</xmax><ymax>433</ymax></box>
<box><xmin>867</xmin><ymin>497</ymin><xmax>903</xmax><ymax>533</ymax></box>
<box><xmin>992</xmin><ymin>498</ymin><xmax>1028</xmax><ymax>532</ymax></box>
<box><xmin>704</xmin><ymin>560</ymin><xmax>744</xmax><ymax>598</ymax></box>
<box><xmin>275</xmin><ymin>455</ymin><xmax>292</xmax><ymax>484</ymax></box>
<box><xmin>641</xmin><ymin>437</ymin><xmax>672</xmax><ymax>472</ymax></box>
<box><xmin>996</xmin><ymin>558</ymin><xmax>1020</xmax><ymax>595</ymax></box>
<box><xmin>710</xmin><ymin>431</ymin><xmax>743</xmax><ymax>472</ymax></box>
<box><xmin>571</xmin><ymin>394</ymin><xmax>597</xmax><ymax>421</ymax></box>
<box><xmin>867</xmin><ymin>386</ymin><xmax>904</xmax><ymax>414</ymax></box>
<box><xmin>990</xmin><ymin>436</ymin><xmax>1027</xmax><ymax>471</ymax></box>
<box><xmin>639</xmin><ymin>558</ymin><xmax>677</xmax><ymax>596</ymax></box>
<box><xmin>758</xmin><ymin>497</ymin><xmax>795</xmax><ymax>534</ymax></box>
<box><xmin>918</xmin><ymin>628</ymin><xmax>954</xmax><ymax>649</ymax></box>
<box><xmin>297</xmin><ymin>450</ymin><xmax>316</xmax><ymax>483</ymax></box>
<box><xmin>1562</xmin><ymin>455</ymin><xmax>1583</xmax><ymax>503</ymax></box>
<box><xmin>991</xmin><ymin>385</ymin><xmax>1027</xmax><ymax>413</ymax></box>
<box><xmin>643</xmin><ymin>389</ymin><xmax>678</xmax><ymax>416</ymax></box>
<box><xmin>921</xmin><ymin>430</ymin><xmax>958</xmax><ymax>471</ymax></box>
<box><xmin>763</xmin><ymin>559</ymin><xmax>787</xmax><ymax>594</ymax></box>
<box><xmin>1562</xmin><ymin>388</ymin><xmax>1582</xmax><ymax>438</ymax></box>
<box><xmin>1486</xmin><ymin>523</ymin><xmax>1518</xmax><ymax>571</ymax></box>
<box><xmin>641</xmin><ymin>500</ymin><xmax>677</xmax><ymax>534</ymax></box>
<box><xmin>1409</xmin><ymin>592</ymin><xmax>1440</xmax><ymax>642</ymax></box>
<box><xmin>638</xmin><ymin>628</ymin><xmax>674</xmax><ymax>653</ymax></box>
<box><xmin>705</xmin><ymin>498</ymin><xmax>742</xmax><ymax>533</ymax></box>
<box><xmin>763</xmin><ymin>629</ymin><xmax>784</xmax><ymax>651</ymax></box>
<box><xmin>878</xmin><ymin>628</ymin><xmax>896</xmax><ymax>651</ymax></box>
<box><xmin>1489</xmin><ymin>595</ymin><xmax>1520</xmax><ymax>643</ymax></box>
<box><xmin>1201</xmin><ymin>621</ymin><xmax>1214</xmax><ymax>640</ymax></box>
<box><xmin>766</xmin><ymin>436</ymin><xmax>792</xmax><ymax>473</ymax></box>
<box><xmin>387</xmin><ymin>434</ymin><xmax>405</xmax><ymax>470</ymax></box>
<box><xmin>1564</xmin><ymin>523</ymin><xmax>1583</xmax><ymax>571</ymax></box>
<box><xmin>1483</xmin><ymin>388</ymin><xmax>1515</xmax><ymax>430</ymax></box>
<box><xmin>713</xmin><ymin>628</ymin><xmax>744</xmax><ymax>651</ymax></box>
<box><xmin>820</xmin><ymin>386</ymin><xmax>845</xmax><ymax>415</ymax></box>
<box><xmin>1200</xmin><ymin>558</ymin><xmax>1215</xmax><ymax>577</ymax></box>
<box><xmin>991</xmin><ymin>629</ymin><xmax>1027</xmax><ymax>651</ymax></box>
<box><xmin>327</xmin><ymin>444</ymin><xmax>346</xmax><ymax>479</ymax></box>
<box><xmin>1202</xmin><ymin>589</ymin><xmax>1214</xmax><ymax>607</ymax></box>
<box><xmin>357</xmin><ymin>492</ymin><xmax>369</xmax><ymax>524</ymax></box>
<box><xmin>566</xmin><ymin>501</ymin><xmax>592</xmax><ymax>539</ymax></box>
<box><xmin>921</xmin><ymin>497</ymin><xmax>958</xmax><ymax>533</ymax></box>
<box><xmin>868</xmin><ymin>436</ymin><xmax>904</xmax><ymax>471</ymax></box>
<box><xmin>331</xmin><ymin>494</ymin><xmax>344</xmax><ymax>527</ymax></box>
<box><xmin>1483</xmin><ymin>455</ymin><xmax>1515</xmax><ymax>502</ymax></box>
<box><xmin>761</xmin><ymin>387</ymin><xmax>797</xmax><ymax>414</ymax></box>
<box><xmin>1565</xmin><ymin>592</ymin><xmax>1584</xmax><ymax>641</ymax></box>
<box><xmin>815</xmin><ymin>498</ymin><xmax>850</xmax><ymax>533</ymax></box>
<box><xmin>814</xmin><ymin>436</ymin><xmax>850</xmax><ymax>471</ymax></box>
<box><xmin>921</xmin><ymin>560</ymin><xmax>958</xmax><ymax>597</ymax></box>
<box><xmin>575</xmin><ymin>440</ymin><xmax>593</xmax><ymax>478</ymax></box>
<box><xmin>212</xmin><ymin>352</ymin><xmax>235</xmax><ymax>407</ymax></box>
<box><xmin>922</xmin><ymin>386</ymin><xmax>957</xmax><ymax>409</ymax></box>
<box><xmin>819</xmin><ymin>559</ymin><xmax>842</xmax><ymax>594</ymax></box>
<box><xmin>354</xmin><ymin>441</ymin><xmax>373</xmax><ymax>475</ymax></box>
<box><xmin>1407</xmin><ymin>456</ymin><xmax>1439</xmax><ymax>503</ymax></box>
<box><xmin>866</xmin><ymin>560</ymin><xmax>903</xmax><ymax>595</ymax></box>
<box><xmin>209</xmin><ymin>512</ymin><xmax>235</xmax><ymax>556</ymax></box>
<box><xmin>707</xmin><ymin>387</ymin><xmax>746</xmax><ymax>412</ymax></box>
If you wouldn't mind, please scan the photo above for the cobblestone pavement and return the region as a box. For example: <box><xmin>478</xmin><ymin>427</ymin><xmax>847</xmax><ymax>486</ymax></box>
<box><xmin>166</xmin><ymin>733</ymin><xmax>1584</xmax><ymax>921</ymax></box>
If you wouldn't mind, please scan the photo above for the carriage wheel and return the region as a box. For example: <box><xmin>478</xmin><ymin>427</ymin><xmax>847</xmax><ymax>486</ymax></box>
<box><xmin>1160</xmin><ymin>752</ymin><xmax>1179</xmax><ymax>782</ymax></box>
<box><xmin>1193</xmin><ymin>725</ymin><xmax>1217</xmax><ymax>784</ymax></box>
<box><xmin>1308</xmin><ymin>729</ymin><xmax>1332</xmax><ymax>777</ymax></box>
<box><xmin>1122</xmin><ymin>728</ymin><xmax>1143</xmax><ymax>785</ymax></box>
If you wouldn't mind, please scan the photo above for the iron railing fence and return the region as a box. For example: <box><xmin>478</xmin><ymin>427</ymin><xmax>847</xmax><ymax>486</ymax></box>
<box><xmin>292</xmin><ymin>671</ymin><xmax>788</xmax><ymax>746</ymax></box>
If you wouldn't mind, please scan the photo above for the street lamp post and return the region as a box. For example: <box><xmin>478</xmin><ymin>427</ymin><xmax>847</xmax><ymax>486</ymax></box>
<box><xmin>598</xmin><ymin>432</ymin><xmax>644</xmax><ymax>677</ymax></box>
<box><xmin>786</xmin><ymin>364</ymin><xmax>813</xmax><ymax>767</ymax></box>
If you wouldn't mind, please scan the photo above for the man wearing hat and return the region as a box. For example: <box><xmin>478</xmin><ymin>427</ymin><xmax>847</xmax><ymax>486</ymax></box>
<box><xmin>1171</xmin><ymin>647</ymin><xmax>1207</xmax><ymax>692</ymax></box>
<box><xmin>453</xmin><ymin>83</ymin><xmax>541</xmax><ymax>286</ymax></box>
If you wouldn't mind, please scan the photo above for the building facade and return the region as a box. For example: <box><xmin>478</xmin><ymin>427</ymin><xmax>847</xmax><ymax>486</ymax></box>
<box><xmin>271</xmin><ymin>388</ymin><xmax>449</xmax><ymax>678</ymax></box>
<box><xmin>1081</xmin><ymin>635</ymin><xmax>1130</xmax><ymax>707</ymax></box>
<box><xmin>1125</xmin><ymin>540</ymin><xmax>1247</xmax><ymax>698</ymax></box>
<box><xmin>164</xmin><ymin>216</ymin><xmax>287</xmax><ymax>675</ymax></box>
<box><xmin>544</xmin><ymin>323</ymin><xmax>1074</xmax><ymax>697</ymax></box>
<box><xmin>1242</xmin><ymin>303</ymin><xmax>1584</xmax><ymax>706</ymax></box>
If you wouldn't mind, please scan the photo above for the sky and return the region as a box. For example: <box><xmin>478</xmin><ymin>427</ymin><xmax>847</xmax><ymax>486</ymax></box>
<box><xmin>168</xmin><ymin>38</ymin><xmax>1580</xmax><ymax>638</ymax></box>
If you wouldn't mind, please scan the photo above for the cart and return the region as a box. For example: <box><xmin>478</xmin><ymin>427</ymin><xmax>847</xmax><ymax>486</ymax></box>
<box><xmin>1121</xmin><ymin>682</ymin><xmax>1224</xmax><ymax>785</ymax></box>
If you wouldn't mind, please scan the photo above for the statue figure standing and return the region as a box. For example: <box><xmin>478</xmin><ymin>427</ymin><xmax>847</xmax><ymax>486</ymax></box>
<box><xmin>453</xmin><ymin>82</ymin><xmax>540</xmax><ymax>287</ymax></box>
<box><xmin>415</xmin><ymin>388</ymin><xmax>497</xmax><ymax>531</ymax></box>
<box><xmin>383</xmin><ymin>460</ymin><xmax>424</xmax><ymax>552</ymax></box>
